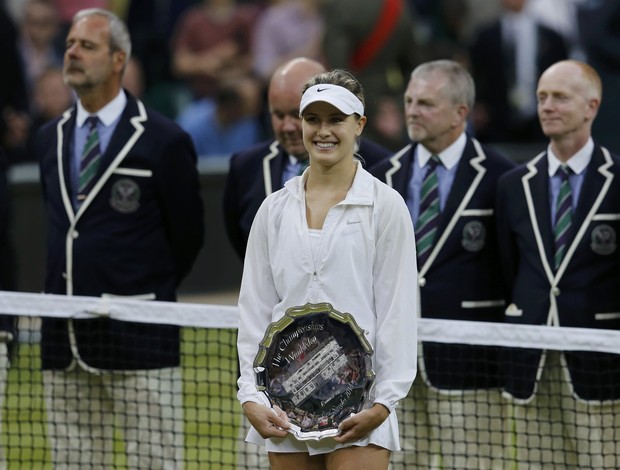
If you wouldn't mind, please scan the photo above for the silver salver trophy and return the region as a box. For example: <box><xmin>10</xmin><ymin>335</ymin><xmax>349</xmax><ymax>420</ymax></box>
<box><xmin>253</xmin><ymin>303</ymin><xmax>375</xmax><ymax>440</ymax></box>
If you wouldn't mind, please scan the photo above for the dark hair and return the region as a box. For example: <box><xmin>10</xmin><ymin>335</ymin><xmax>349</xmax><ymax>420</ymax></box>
<box><xmin>302</xmin><ymin>69</ymin><xmax>365</xmax><ymax>110</ymax></box>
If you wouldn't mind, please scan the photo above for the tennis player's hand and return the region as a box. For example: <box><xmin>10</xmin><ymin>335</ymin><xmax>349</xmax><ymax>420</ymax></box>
<box><xmin>333</xmin><ymin>403</ymin><xmax>390</xmax><ymax>444</ymax></box>
<box><xmin>242</xmin><ymin>402</ymin><xmax>290</xmax><ymax>439</ymax></box>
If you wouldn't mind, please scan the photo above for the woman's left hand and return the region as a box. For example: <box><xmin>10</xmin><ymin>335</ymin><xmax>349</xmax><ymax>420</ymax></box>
<box><xmin>333</xmin><ymin>403</ymin><xmax>390</xmax><ymax>444</ymax></box>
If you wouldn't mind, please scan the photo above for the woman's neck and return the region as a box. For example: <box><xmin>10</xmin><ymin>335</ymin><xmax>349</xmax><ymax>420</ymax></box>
<box><xmin>305</xmin><ymin>158</ymin><xmax>357</xmax><ymax>191</ymax></box>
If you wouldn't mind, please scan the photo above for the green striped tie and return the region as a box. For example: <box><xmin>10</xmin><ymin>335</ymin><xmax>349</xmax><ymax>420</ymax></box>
<box><xmin>416</xmin><ymin>155</ymin><xmax>441</xmax><ymax>265</ymax></box>
<box><xmin>554</xmin><ymin>165</ymin><xmax>573</xmax><ymax>270</ymax></box>
<box><xmin>78</xmin><ymin>116</ymin><xmax>102</xmax><ymax>200</ymax></box>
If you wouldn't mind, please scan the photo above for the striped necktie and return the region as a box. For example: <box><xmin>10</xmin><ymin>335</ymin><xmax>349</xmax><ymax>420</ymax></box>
<box><xmin>78</xmin><ymin>116</ymin><xmax>102</xmax><ymax>201</ymax></box>
<box><xmin>416</xmin><ymin>154</ymin><xmax>441</xmax><ymax>266</ymax></box>
<box><xmin>554</xmin><ymin>165</ymin><xmax>573</xmax><ymax>270</ymax></box>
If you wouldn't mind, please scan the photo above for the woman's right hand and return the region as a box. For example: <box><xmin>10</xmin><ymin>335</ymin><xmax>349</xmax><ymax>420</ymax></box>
<box><xmin>242</xmin><ymin>402</ymin><xmax>290</xmax><ymax>439</ymax></box>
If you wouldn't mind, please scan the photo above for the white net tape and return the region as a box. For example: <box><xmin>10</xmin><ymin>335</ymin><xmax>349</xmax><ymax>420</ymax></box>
<box><xmin>1</xmin><ymin>290</ymin><xmax>619</xmax><ymax>353</ymax></box>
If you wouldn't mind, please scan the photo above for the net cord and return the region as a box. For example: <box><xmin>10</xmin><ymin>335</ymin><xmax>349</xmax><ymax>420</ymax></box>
<box><xmin>1</xmin><ymin>290</ymin><xmax>619</xmax><ymax>353</ymax></box>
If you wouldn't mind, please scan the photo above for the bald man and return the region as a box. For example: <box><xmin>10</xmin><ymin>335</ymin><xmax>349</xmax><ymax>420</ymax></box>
<box><xmin>223</xmin><ymin>57</ymin><xmax>390</xmax><ymax>259</ymax></box>
<box><xmin>496</xmin><ymin>60</ymin><xmax>620</xmax><ymax>468</ymax></box>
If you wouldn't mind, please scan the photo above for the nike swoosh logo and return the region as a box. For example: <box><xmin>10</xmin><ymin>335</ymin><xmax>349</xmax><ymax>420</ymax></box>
<box><xmin>346</xmin><ymin>220</ymin><xmax>361</xmax><ymax>225</ymax></box>
<box><xmin>316</xmin><ymin>88</ymin><xmax>327</xmax><ymax>92</ymax></box>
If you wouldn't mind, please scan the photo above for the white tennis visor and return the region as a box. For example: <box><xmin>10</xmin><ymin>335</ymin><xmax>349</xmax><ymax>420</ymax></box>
<box><xmin>299</xmin><ymin>84</ymin><xmax>365</xmax><ymax>116</ymax></box>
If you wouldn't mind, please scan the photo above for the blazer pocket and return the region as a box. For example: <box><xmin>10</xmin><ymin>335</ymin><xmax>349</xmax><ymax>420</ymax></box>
<box><xmin>461</xmin><ymin>299</ymin><xmax>505</xmax><ymax>309</ymax></box>
<box><xmin>102</xmin><ymin>292</ymin><xmax>156</xmax><ymax>300</ymax></box>
<box><xmin>112</xmin><ymin>167</ymin><xmax>153</xmax><ymax>178</ymax></box>
<box><xmin>595</xmin><ymin>312</ymin><xmax>620</xmax><ymax>321</ymax></box>
<box><xmin>461</xmin><ymin>208</ymin><xmax>493</xmax><ymax>217</ymax></box>
<box><xmin>592</xmin><ymin>213</ymin><xmax>620</xmax><ymax>221</ymax></box>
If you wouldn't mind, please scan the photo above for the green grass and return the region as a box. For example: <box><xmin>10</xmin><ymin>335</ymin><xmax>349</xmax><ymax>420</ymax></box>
<box><xmin>2</xmin><ymin>328</ymin><xmax>243</xmax><ymax>469</ymax></box>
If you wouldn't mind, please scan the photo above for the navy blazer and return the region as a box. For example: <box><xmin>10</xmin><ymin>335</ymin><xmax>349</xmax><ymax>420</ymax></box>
<box><xmin>223</xmin><ymin>138</ymin><xmax>390</xmax><ymax>259</ymax></box>
<box><xmin>496</xmin><ymin>145</ymin><xmax>620</xmax><ymax>401</ymax></box>
<box><xmin>0</xmin><ymin>147</ymin><xmax>16</xmax><ymax>340</ymax></box>
<box><xmin>36</xmin><ymin>93</ymin><xmax>204</xmax><ymax>371</ymax></box>
<box><xmin>371</xmin><ymin>137</ymin><xmax>515</xmax><ymax>390</ymax></box>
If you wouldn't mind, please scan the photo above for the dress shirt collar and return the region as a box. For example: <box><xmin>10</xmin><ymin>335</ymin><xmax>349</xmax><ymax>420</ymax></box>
<box><xmin>547</xmin><ymin>137</ymin><xmax>593</xmax><ymax>177</ymax></box>
<box><xmin>76</xmin><ymin>89</ymin><xmax>127</xmax><ymax>127</ymax></box>
<box><xmin>416</xmin><ymin>132</ymin><xmax>466</xmax><ymax>170</ymax></box>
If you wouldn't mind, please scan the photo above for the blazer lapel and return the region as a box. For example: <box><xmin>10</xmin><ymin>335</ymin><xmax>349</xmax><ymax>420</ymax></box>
<box><xmin>75</xmin><ymin>95</ymin><xmax>147</xmax><ymax>219</ymax></box>
<box><xmin>439</xmin><ymin>139</ymin><xmax>479</xmax><ymax>233</ymax></box>
<box><xmin>556</xmin><ymin>145</ymin><xmax>614</xmax><ymax>277</ymax></box>
<box><xmin>522</xmin><ymin>153</ymin><xmax>555</xmax><ymax>281</ymax></box>
<box><xmin>385</xmin><ymin>144</ymin><xmax>413</xmax><ymax>195</ymax></box>
<box><xmin>272</xmin><ymin>145</ymin><xmax>288</xmax><ymax>192</ymax></box>
<box><xmin>421</xmin><ymin>138</ymin><xmax>485</xmax><ymax>273</ymax></box>
<box><xmin>56</xmin><ymin>108</ymin><xmax>77</xmax><ymax>221</ymax></box>
<box><xmin>262</xmin><ymin>141</ymin><xmax>282</xmax><ymax>196</ymax></box>
<box><xmin>97</xmin><ymin>112</ymin><xmax>137</xmax><ymax>172</ymax></box>
<box><xmin>573</xmin><ymin>146</ymin><xmax>609</xmax><ymax>230</ymax></box>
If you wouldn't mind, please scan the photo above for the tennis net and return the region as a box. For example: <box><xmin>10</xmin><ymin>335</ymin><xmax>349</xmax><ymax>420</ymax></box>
<box><xmin>0</xmin><ymin>290</ymin><xmax>619</xmax><ymax>469</ymax></box>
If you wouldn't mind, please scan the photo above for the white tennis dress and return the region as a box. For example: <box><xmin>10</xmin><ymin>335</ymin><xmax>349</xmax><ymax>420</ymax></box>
<box><xmin>237</xmin><ymin>162</ymin><xmax>418</xmax><ymax>455</ymax></box>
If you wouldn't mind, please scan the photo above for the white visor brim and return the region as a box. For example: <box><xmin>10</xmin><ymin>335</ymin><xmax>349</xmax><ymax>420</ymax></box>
<box><xmin>299</xmin><ymin>84</ymin><xmax>364</xmax><ymax>116</ymax></box>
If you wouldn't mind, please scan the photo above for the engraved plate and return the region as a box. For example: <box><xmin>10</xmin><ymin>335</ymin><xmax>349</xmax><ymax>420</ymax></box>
<box><xmin>254</xmin><ymin>302</ymin><xmax>374</xmax><ymax>440</ymax></box>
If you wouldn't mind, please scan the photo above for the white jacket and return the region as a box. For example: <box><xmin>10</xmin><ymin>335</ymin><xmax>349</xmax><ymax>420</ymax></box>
<box><xmin>237</xmin><ymin>162</ymin><xmax>417</xmax><ymax>450</ymax></box>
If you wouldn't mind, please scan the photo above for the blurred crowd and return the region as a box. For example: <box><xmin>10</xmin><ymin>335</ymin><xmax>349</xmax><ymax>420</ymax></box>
<box><xmin>1</xmin><ymin>0</ymin><xmax>619</xmax><ymax>165</ymax></box>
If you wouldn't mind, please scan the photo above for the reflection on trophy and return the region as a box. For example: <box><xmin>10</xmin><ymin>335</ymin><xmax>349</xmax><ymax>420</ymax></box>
<box><xmin>254</xmin><ymin>303</ymin><xmax>375</xmax><ymax>440</ymax></box>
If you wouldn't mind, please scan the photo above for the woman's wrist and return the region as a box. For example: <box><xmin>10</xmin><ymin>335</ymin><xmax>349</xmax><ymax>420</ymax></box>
<box><xmin>371</xmin><ymin>403</ymin><xmax>390</xmax><ymax>423</ymax></box>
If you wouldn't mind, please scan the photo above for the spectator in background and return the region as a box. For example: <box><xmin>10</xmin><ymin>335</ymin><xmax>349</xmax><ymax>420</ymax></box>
<box><xmin>51</xmin><ymin>0</ymin><xmax>107</xmax><ymax>33</ymax></box>
<box><xmin>170</xmin><ymin>0</ymin><xmax>260</xmax><ymax>101</ymax></box>
<box><xmin>223</xmin><ymin>57</ymin><xmax>391</xmax><ymax>260</ymax></box>
<box><xmin>0</xmin><ymin>2</ymin><xmax>29</xmax><ymax>165</ymax></box>
<box><xmin>406</xmin><ymin>0</ymin><xmax>472</xmax><ymax>64</ymax></box>
<box><xmin>36</xmin><ymin>8</ymin><xmax>204</xmax><ymax>467</ymax></box>
<box><xmin>170</xmin><ymin>0</ymin><xmax>263</xmax><ymax>153</ymax></box>
<box><xmin>251</xmin><ymin>0</ymin><xmax>324</xmax><ymax>83</ymax></box>
<box><xmin>18</xmin><ymin>0</ymin><xmax>64</xmax><ymax>95</ymax></box>
<box><xmin>121</xmin><ymin>56</ymin><xmax>145</xmax><ymax>99</ymax></box>
<box><xmin>176</xmin><ymin>76</ymin><xmax>262</xmax><ymax>158</ymax></box>
<box><xmin>17</xmin><ymin>66</ymin><xmax>74</xmax><ymax>164</ymax></box>
<box><xmin>370</xmin><ymin>60</ymin><xmax>515</xmax><ymax>469</ymax></box>
<box><xmin>577</xmin><ymin>0</ymin><xmax>620</xmax><ymax>153</ymax></box>
<box><xmin>122</xmin><ymin>0</ymin><xmax>196</xmax><ymax>119</ymax></box>
<box><xmin>408</xmin><ymin>0</ymin><xmax>503</xmax><ymax>49</ymax></box>
<box><xmin>469</xmin><ymin>0</ymin><xmax>568</xmax><ymax>143</ymax></box>
<box><xmin>496</xmin><ymin>60</ymin><xmax>620</xmax><ymax>468</ymax></box>
<box><xmin>526</xmin><ymin>0</ymin><xmax>584</xmax><ymax>59</ymax></box>
<box><xmin>321</xmin><ymin>0</ymin><xmax>419</xmax><ymax>151</ymax></box>
<box><xmin>32</xmin><ymin>67</ymin><xmax>73</xmax><ymax>120</ymax></box>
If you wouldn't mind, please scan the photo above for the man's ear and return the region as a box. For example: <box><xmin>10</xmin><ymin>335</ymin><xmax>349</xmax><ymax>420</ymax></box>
<box><xmin>585</xmin><ymin>97</ymin><xmax>600</xmax><ymax>121</ymax></box>
<box><xmin>114</xmin><ymin>51</ymin><xmax>126</xmax><ymax>74</ymax></box>
<box><xmin>453</xmin><ymin>104</ymin><xmax>469</xmax><ymax>127</ymax></box>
